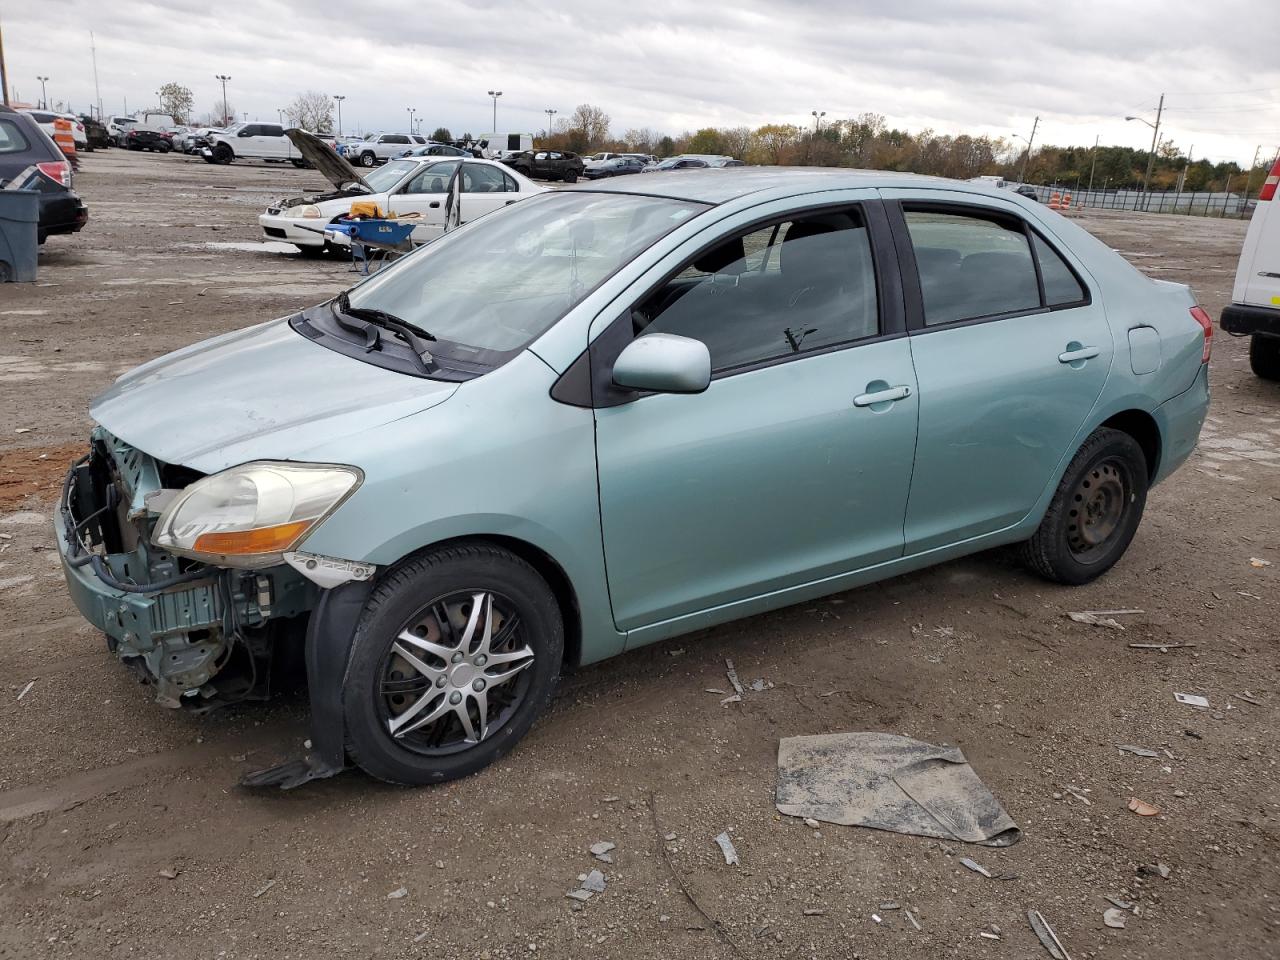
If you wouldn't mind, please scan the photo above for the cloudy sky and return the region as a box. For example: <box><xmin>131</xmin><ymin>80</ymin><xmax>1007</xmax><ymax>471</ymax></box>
<box><xmin>8</xmin><ymin>0</ymin><xmax>1279</xmax><ymax>166</ymax></box>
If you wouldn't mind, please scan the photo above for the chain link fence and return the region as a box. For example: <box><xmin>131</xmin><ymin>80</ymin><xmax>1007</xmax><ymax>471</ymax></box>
<box><xmin>1019</xmin><ymin>184</ymin><xmax>1255</xmax><ymax>219</ymax></box>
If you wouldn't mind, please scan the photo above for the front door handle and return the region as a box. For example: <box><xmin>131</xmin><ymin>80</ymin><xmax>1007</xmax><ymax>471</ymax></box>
<box><xmin>853</xmin><ymin>384</ymin><xmax>912</xmax><ymax>408</ymax></box>
<box><xmin>429</xmin><ymin>201</ymin><xmax>441</xmax><ymax>208</ymax></box>
<box><xmin>1058</xmin><ymin>345</ymin><xmax>1100</xmax><ymax>364</ymax></box>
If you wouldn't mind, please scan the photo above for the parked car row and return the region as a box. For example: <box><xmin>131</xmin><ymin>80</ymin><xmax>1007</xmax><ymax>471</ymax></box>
<box><xmin>0</xmin><ymin>104</ymin><xmax>88</xmax><ymax>243</ymax></box>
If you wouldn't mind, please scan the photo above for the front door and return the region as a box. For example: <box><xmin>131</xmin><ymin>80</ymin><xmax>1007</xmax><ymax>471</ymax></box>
<box><xmin>883</xmin><ymin>194</ymin><xmax>1114</xmax><ymax>553</ymax></box>
<box><xmin>592</xmin><ymin>199</ymin><xmax>919</xmax><ymax>632</ymax></box>
<box><xmin>393</xmin><ymin>161</ymin><xmax>458</xmax><ymax>242</ymax></box>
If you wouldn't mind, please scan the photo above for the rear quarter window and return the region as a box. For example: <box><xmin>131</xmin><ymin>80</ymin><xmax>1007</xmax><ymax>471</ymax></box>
<box><xmin>1032</xmin><ymin>233</ymin><xmax>1087</xmax><ymax>305</ymax></box>
<box><xmin>0</xmin><ymin>119</ymin><xmax>32</xmax><ymax>154</ymax></box>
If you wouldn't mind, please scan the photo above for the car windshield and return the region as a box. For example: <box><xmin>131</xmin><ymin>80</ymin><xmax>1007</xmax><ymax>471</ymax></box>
<box><xmin>362</xmin><ymin>160</ymin><xmax>418</xmax><ymax>191</ymax></box>
<box><xmin>345</xmin><ymin>191</ymin><xmax>707</xmax><ymax>369</ymax></box>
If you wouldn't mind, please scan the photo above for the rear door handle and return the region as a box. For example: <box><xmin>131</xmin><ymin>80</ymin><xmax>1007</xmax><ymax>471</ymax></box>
<box><xmin>853</xmin><ymin>385</ymin><xmax>912</xmax><ymax>407</ymax></box>
<box><xmin>1058</xmin><ymin>345</ymin><xmax>1100</xmax><ymax>363</ymax></box>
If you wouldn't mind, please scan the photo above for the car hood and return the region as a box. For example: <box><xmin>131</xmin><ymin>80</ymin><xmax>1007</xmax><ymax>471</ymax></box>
<box><xmin>91</xmin><ymin>317</ymin><xmax>457</xmax><ymax>474</ymax></box>
<box><xmin>286</xmin><ymin>128</ymin><xmax>371</xmax><ymax>192</ymax></box>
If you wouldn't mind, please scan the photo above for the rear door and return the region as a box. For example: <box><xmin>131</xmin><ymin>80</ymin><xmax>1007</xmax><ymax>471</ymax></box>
<box><xmin>256</xmin><ymin>123</ymin><xmax>287</xmax><ymax>159</ymax></box>
<box><xmin>881</xmin><ymin>190</ymin><xmax>1112</xmax><ymax>553</ymax></box>
<box><xmin>1234</xmin><ymin>157</ymin><xmax>1280</xmax><ymax>309</ymax></box>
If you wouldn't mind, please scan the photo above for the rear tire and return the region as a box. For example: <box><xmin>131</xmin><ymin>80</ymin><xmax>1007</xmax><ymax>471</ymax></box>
<box><xmin>1250</xmin><ymin>334</ymin><xmax>1280</xmax><ymax>381</ymax></box>
<box><xmin>342</xmin><ymin>544</ymin><xmax>563</xmax><ymax>785</ymax></box>
<box><xmin>1020</xmin><ymin>427</ymin><xmax>1148</xmax><ymax>585</ymax></box>
<box><xmin>564</xmin><ymin>169</ymin><xmax>579</xmax><ymax>183</ymax></box>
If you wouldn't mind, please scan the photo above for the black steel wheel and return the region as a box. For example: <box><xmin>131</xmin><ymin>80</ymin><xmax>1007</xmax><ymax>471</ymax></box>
<box><xmin>343</xmin><ymin>544</ymin><xmax>563</xmax><ymax>784</ymax></box>
<box><xmin>1021</xmin><ymin>427</ymin><xmax>1148</xmax><ymax>584</ymax></box>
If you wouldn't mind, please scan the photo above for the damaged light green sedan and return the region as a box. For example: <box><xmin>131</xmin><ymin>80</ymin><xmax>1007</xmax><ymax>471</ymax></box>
<box><xmin>57</xmin><ymin>169</ymin><xmax>1211</xmax><ymax>787</ymax></box>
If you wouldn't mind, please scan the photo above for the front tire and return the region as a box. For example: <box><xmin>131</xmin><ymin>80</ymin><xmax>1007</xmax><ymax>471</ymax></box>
<box><xmin>1020</xmin><ymin>427</ymin><xmax>1148</xmax><ymax>585</ymax></box>
<box><xmin>213</xmin><ymin>144</ymin><xmax>234</xmax><ymax>164</ymax></box>
<box><xmin>360</xmin><ymin>151</ymin><xmax>378</xmax><ymax>168</ymax></box>
<box><xmin>1250</xmin><ymin>334</ymin><xmax>1280</xmax><ymax>381</ymax></box>
<box><xmin>343</xmin><ymin>544</ymin><xmax>564</xmax><ymax>785</ymax></box>
<box><xmin>296</xmin><ymin>244</ymin><xmax>325</xmax><ymax>258</ymax></box>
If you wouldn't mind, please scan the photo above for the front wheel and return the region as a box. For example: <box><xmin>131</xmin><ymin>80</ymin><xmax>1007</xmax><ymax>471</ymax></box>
<box><xmin>213</xmin><ymin>144</ymin><xmax>234</xmax><ymax>164</ymax></box>
<box><xmin>1250</xmin><ymin>334</ymin><xmax>1280</xmax><ymax>381</ymax></box>
<box><xmin>343</xmin><ymin>544</ymin><xmax>564</xmax><ymax>785</ymax></box>
<box><xmin>360</xmin><ymin>151</ymin><xmax>378</xmax><ymax>168</ymax></box>
<box><xmin>1020</xmin><ymin>427</ymin><xmax>1148</xmax><ymax>585</ymax></box>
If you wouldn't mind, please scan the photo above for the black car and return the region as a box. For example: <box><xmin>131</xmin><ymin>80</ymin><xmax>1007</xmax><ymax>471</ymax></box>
<box><xmin>501</xmin><ymin>149</ymin><xmax>585</xmax><ymax>182</ymax></box>
<box><xmin>584</xmin><ymin>156</ymin><xmax>648</xmax><ymax>179</ymax></box>
<box><xmin>0</xmin><ymin>105</ymin><xmax>88</xmax><ymax>242</ymax></box>
<box><xmin>124</xmin><ymin>127</ymin><xmax>172</xmax><ymax>153</ymax></box>
<box><xmin>1014</xmin><ymin>185</ymin><xmax>1040</xmax><ymax>201</ymax></box>
<box><xmin>79</xmin><ymin>115</ymin><xmax>112</xmax><ymax>150</ymax></box>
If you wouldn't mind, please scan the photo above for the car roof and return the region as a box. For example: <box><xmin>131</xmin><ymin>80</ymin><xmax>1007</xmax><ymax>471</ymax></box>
<box><xmin>578</xmin><ymin>167</ymin><xmax>970</xmax><ymax>205</ymax></box>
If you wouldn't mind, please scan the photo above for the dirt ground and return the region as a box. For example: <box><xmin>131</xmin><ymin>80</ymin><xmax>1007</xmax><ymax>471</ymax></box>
<box><xmin>0</xmin><ymin>151</ymin><xmax>1276</xmax><ymax>960</ymax></box>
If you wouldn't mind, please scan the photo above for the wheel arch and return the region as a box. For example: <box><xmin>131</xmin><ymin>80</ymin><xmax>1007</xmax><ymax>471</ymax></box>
<box><xmin>1099</xmin><ymin>408</ymin><xmax>1161</xmax><ymax>480</ymax></box>
<box><xmin>388</xmin><ymin>534</ymin><xmax>584</xmax><ymax>673</ymax></box>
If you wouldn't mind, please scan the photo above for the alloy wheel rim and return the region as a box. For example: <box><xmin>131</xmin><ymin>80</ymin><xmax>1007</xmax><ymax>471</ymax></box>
<box><xmin>378</xmin><ymin>590</ymin><xmax>535</xmax><ymax>756</ymax></box>
<box><xmin>1065</xmin><ymin>458</ymin><xmax>1130</xmax><ymax>562</ymax></box>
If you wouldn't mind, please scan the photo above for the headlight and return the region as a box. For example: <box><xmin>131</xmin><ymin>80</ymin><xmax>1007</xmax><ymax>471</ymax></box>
<box><xmin>288</xmin><ymin>204</ymin><xmax>322</xmax><ymax>219</ymax></box>
<box><xmin>153</xmin><ymin>462</ymin><xmax>362</xmax><ymax>568</ymax></box>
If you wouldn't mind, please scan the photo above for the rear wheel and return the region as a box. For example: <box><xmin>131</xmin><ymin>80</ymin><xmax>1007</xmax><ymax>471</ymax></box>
<box><xmin>360</xmin><ymin>151</ymin><xmax>378</xmax><ymax>168</ymax></box>
<box><xmin>1250</xmin><ymin>334</ymin><xmax>1280</xmax><ymax>381</ymax></box>
<box><xmin>1020</xmin><ymin>427</ymin><xmax>1148</xmax><ymax>585</ymax></box>
<box><xmin>343</xmin><ymin>544</ymin><xmax>563</xmax><ymax>785</ymax></box>
<box><xmin>564</xmin><ymin>169</ymin><xmax>579</xmax><ymax>183</ymax></box>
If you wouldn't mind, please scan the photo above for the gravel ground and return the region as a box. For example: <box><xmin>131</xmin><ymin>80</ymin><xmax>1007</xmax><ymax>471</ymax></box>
<box><xmin>0</xmin><ymin>151</ymin><xmax>1276</xmax><ymax>959</ymax></box>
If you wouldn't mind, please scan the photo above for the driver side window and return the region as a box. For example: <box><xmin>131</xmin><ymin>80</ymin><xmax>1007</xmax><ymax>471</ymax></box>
<box><xmin>401</xmin><ymin>161</ymin><xmax>460</xmax><ymax>194</ymax></box>
<box><xmin>636</xmin><ymin>209</ymin><xmax>880</xmax><ymax>373</ymax></box>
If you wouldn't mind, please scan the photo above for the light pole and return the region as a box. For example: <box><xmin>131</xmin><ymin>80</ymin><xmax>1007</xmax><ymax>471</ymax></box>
<box><xmin>277</xmin><ymin>108</ymin><xmax>284</xmax><ymax>125</ymax></box>
<box><xmin>1125</xmin><ymin>92</ymin><xmax>1164</xmax><ymax>196</ymax></box>
<box><xmin>333</xmin><ymin>95</ymin><xmax>345</xmax><ymax>136</ymax></box>
<box><xmin>1176</xmin><ymin>144</ymin><xmax>1194</xmax><ymax>194</ymax></box>
<box><xmin>1241</xmin><ymin>144</ymin><xmax>1263</xmax><ymax>208</ymax></box>
<box><xmin>487</xmin><ymin>89</ymin><xmax>502</xmax><ymax>132</ymax></box>
<box><xmin>811</xmin><ymin>109</ymin><xmax>826</xmax><ymax>132</ymax></box>
<box><xmin>1015</xmin><ymin>116</ymin><xmax>1039</xmax><ymax>186</ymax></box>
<box><xmin>215</xmin><ymin>74</ymin><xmax>231</xmax><ymax>126</ymax></box>
<box><xmin>544</xmin><ymin>108</ymin><xmax>557</xmax><ymax>143</ymax></box>
<box><xmin>1087</xmin><ymin>133</ymin><xmax>1100</xmax><ymax>194</ymax></box>
<box><xmin>407</xmin><ymin>107</ymin><xmax>415</xmax><ymax>134</ymax></box>
<box><xmin>37</xmin><ymin>75</ymin><xmax>48</xmax><ymax>109</ymax></box>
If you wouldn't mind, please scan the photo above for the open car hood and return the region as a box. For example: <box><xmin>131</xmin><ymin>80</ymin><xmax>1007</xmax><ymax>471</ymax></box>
<box><xmin>285</xmin><ymin>128</ymin><xmax>370</xmax><ymax>193</ymax></box>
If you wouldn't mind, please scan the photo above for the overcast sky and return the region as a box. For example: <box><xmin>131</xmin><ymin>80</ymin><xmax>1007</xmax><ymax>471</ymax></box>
<box><xmin>7</xmin><ymin>1</ymin><xmax>1279</xmax><ymax>166</ymax></box>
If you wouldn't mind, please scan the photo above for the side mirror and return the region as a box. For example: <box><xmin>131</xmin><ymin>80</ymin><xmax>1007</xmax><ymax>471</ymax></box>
<box><xmin>238</xmin><ymin>129</ymin><xmax>252</xmax><ymax>137</ymax></box>
<box><xmin>612</xmin><ymin>334</ymin><xmax>711</xmax><ymax>395</ymax></box>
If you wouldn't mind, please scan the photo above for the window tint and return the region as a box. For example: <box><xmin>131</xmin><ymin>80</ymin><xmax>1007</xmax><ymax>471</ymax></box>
<box><xmin>260</xmin><ymin>124</ymin><xmax>283</xmax><ymax>137</ymax></box>
<box><xmin>0</xmin><ymin>119</ymin><xmax>31</xmax><ymax>153</ymax></box>
<box><xmin>502</xmin><ymin>170</ymin><xmax>519</xmax><ymax>191</ymax></box>
<box><xmin>639</xmin><ymin>210</ymin><xmax>879</xmax><ymax>373</ymax></box>
<box><xmin>462</xmin><ymin>162</ymin><xmax>508</xmax><ymax>192</ymax></box>
<box><xmin>402</xmin><ymin>160</ymin><xmax>459</xmax><ymax>194</ymax></box>
<box><xmin>905</xmin><ymin>210</ymin><xmax>1040</xmax><ymax>325</ymax></box>
<box><xmin>1032</xmin><ymin>233</ymin><xmax>1086</xmax><ymax>305</ymax></box>
<box><xmin>385</xmin><ymin>134</ymin><xmax>410</xmax><ymax>145</ymax></box>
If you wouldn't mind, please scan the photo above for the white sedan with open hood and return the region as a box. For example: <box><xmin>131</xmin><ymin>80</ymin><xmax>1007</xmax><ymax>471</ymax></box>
<box><xmin>259</xmin><ymin>129</ymin><xmax>546</xmax><ymax>256</ymax></box>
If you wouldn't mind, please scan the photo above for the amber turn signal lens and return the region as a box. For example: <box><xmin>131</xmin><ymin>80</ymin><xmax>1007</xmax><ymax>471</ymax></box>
<box><xmin>192</xmin><ymin>520</ymin><xmax>313</xmax><ymax>556</ymax></box>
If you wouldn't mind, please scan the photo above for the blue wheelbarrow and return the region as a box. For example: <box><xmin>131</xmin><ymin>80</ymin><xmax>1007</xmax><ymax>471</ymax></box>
<box><xmin>325</xmin><ymin>218</ymin><xmax>418</xmax><ymax>275</ymax></box>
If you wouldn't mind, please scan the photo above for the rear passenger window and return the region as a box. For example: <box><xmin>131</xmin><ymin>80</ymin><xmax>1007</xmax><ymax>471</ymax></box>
<box><xmin>638</xmin><ymin>209</ymin><xmax>879</xmax><ymax>373</ymax></box>
<box><xmin>1032</xmin><ymin>233</ymin><xmax>1086</xmax><ymax>305</ymax></box>
<box><xmin>0</xmin><ymin>120</ymin><xmax>31</xmax><ymax>154</ymax></box>
<box><xmin>905</xmin><ymin>210</ymin><xmax>1040</xmax><ymax>325</ymax></box>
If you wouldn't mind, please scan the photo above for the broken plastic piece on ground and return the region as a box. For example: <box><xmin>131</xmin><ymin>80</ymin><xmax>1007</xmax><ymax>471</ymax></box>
<box><xmin>724</xmin><ymin>658</ymin><xmax>745</xmax><ymax>696</ymax></box>
<box><xmin>775</xmin><ymin>732</ymin><xmax>1020</xmax><ymax>846</ymax></box>
<box><xmin>906</xmin><ymin>910</ymin><xmax>922</xmax><ymax>931</ymax></box>
<box><xmin>1103</xmin><ymin>907</ymin><xmax>1128</xmax><ymax>929</ymax></box>
<box><xmin>386</xmin><ymin>886</ymin><xmax>408</xmax><ymax>899</ymax></box>
<box><xmin>1066</xmin><ymin>611</ymin><xmax>1125</xmax><ymax>629</ymax></box>
<box><xmin>1116</xmin><ymin>744</ymin><xmax>1160</xmax><ymax>758</ymax></box>
<box><xmin>1028</xmin><ymin>909</ymin><xmax>1072</xmax><ymax>960</ymax></box>
<box><xmin>1174</xmin><ymin>693</ymin><xmax>1210</xmax><ymax>708</ymax></box>
<box><xmin>1248</xmin><ymin>557</ymin><xmax>1271</xmax><ymax>568</ymax></box>
<box><xmin>1128</xmin><ymin>797</ymin><xmax>1161</xmax><ymax>816</ymax></box>
<box><xmin>960</xmin><ymin>856</ymin><xmax>992</xmax><ymax>877</ymax></box>
<box><xmin>590</xmin><ymin>841</ymin><xmax>615</xmax><ymax>863</ymax></box>
<box><xmin>713</xmin><ymin>831</ymin><xmax>739</xmax><ymax>865</ymax></box>
<box><xmin>15</xmin><ymin>680</ymin><xmax>34</xmax><ymax>701</ymax></box>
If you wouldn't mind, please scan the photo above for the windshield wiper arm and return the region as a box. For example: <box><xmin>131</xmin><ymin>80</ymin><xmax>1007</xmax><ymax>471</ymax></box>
<box><xmin>336</xmin><ymin>291</ymin><xmax>436</xmax><ymax>341</ymax></box>
<box><xmin>331</xmin><ymin>292</ymin><xmax>437</xmax><ymax>374</ymax></box>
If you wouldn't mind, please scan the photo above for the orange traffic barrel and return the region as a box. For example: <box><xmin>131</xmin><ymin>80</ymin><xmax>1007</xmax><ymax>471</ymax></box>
<box><xmin>52</xmin><ymin>117</ymin><xmax>76</xmax><ymax>157</ymax></box>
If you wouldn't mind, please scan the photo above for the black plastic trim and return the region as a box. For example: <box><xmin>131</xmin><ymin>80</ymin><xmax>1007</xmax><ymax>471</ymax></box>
<box><xmin>1221</xmin><ymin>302</ymin><xmax>1280</xmax><ymax>336</ymax></box>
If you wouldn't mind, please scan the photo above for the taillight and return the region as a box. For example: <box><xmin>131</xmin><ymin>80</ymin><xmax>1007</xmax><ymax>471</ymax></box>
<box><xmin>1190</xmin><ymin>306</ymin><xmax>1213</xmax><ymax>363</ymax></box>
<box><xmin>1260</xmin><ymin>158</ymin><xmax>1279</xmax><ymax>202</ymax></box>
<box><xmin>36</xmin><ymin>160</ymin><xmax>71</xmax><ymax>188</ymax></box>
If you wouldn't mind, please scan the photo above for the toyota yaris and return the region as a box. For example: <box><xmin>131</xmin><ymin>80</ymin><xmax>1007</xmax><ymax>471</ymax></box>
<box><xmin>58</xmin><ymin>169</ymin><xmax>1211</xmax><ymax>787</ymax></box>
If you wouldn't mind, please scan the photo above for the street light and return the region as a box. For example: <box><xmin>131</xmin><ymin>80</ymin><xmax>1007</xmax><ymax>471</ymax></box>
<box><xmin>1125</xmin><ymin>93</ymin><xmax>1164</xmax><ymax>196</ymax></box>
<box><xmin>37</xmin><ymin>75</ymin><xmax>48</xmax><ymax>109</ymax></box>
<box><xmin>811</xmin><ymin>109</ymin><xmax>825</xmax><ymax>132</ymax></box>
<box><xmin>487</xmin><ymin>89</ymin><xmax>502</xmax><ymax>132</ymax></box>
<box><xmin>214</xmin><ymin>74</ymin><xmax>231</xmax><ymax>126</ymax></box>
<box><xmin>407</xmin><ymin>107</ymin><xmax>416</xmax><ymax>134</ymax></box>
<box><xmin>544</xmin><ymin>108</ymin><xmax>557</xmax><ymax>143</ymax></box>
<box><xmin>333</xmin><ymin>95</ymin><xmax>345</xmax><ymax>136</ymax></box>
<box><xmin>1014</xmin><ymin>115</ymin><xmax>1039</xmax><ymax>186</ymax></box>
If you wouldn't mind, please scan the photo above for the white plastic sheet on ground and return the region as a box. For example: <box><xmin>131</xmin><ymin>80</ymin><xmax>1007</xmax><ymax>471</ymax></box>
<box><xmin>775</xmin><ymin>732</ymin><xmax>1021</xmax><ymax>847</ymax></box>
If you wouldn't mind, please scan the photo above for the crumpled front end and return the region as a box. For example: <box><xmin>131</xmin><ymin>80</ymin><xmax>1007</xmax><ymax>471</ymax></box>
<box><xmin>56</xmin><ymin>428</ymin><xmax>318</xmax><ymax>709</ymax></box>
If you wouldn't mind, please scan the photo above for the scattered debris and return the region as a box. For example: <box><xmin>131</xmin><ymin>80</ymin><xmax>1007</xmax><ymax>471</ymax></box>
<box><xmin>705</xmin><ymin>688</ymin><xmax>727</xmax><ymax>695</ymax></box>
<box><xmin>803</xmin><ymin>818</ymin><xmax>820</xmax><ymax>829</ymax></box>
<box><xmin>1128</xmin><ymin>642</ymin><xmax>1194</xmax><ymax>651</ymax></box>
<box><xmin>1174</xmin><ymin>693</ymin><xmax>1210</xmax><ymax>708</ymax></box>
<box><xmin>879</xmin><ymin>901</ymin><xmax>901</xmax><ymax>910</ymax></box>
<box><xmin>960</xmin><ymin>857</ymin><xmax>992</xmax><ymax>878</ymax></box>
<box><xmin>1128</xmin><ymin>797</ymin><xmax>1161</xmax><ymax>817</ymax></box>
<box><xmin>749</xmin><ymin>679</ymin><xmax>774</xmax><ymax>692</ymax></box>
<box><xmin>803</xmin><ymin>908</ymin><xmax>825</xmax><ymax>916</ymax></box>
<box><xmin>663</xmin><ymin>832</ymin><xmax>677</xmax><ymax>842</ymax></box>
<box><xmin>776</xmin><ymin>732</ymin><xmax>1020</xmax><ymax>846</ymax></box>
<box><xmin>713</xmin><ymin>831</ymin><xmax>739</xmax><ymax>866</ymax></box>
<box><xmin>387</xmin><ymin>886</ymin><xmax>408</xmax><ymax>900</ymax></box>
<box><xmin>14</xmin><ymin>427</ymin><xmax>31</xmax><ymax>434</ymax></box>
<box><xmin>16</xmin><ymin>680</ymin><xmax>35</xmax><ymax>701</ymax></box>
<box><xmin>1103</xmin><ymin>908</ymin><xmax>1128</xmax><ymax>929</ymax></box>
<box><xmin>905</xmin><ymin>910</ymin><xmax>922</xmax><ymax>931</ymax></box>
<box><xmin>1066</xmin><ymin>611</ymin><xmax>1126</xmax><ymax>630</ymax></box>
<box><xmin>1183</xmin><ymin>728</ymin><xmax>1203</xmax><ymax>740</ymax></box>
<box><xmin>1238</xmin><ymin>591</ymin><xmax>1262</xmax><ymax>600</ymax></box>
<box><xmin>252</xmin><ymin>879</ymin><xmax>277</xmax><ymax>898</ymax></box>
<box><xmin>602</xmin><ymin>795</ymin><xmax>620</xmax><ymax>803</ymax></box>
<box><xmin>1248</xmin><ymin>557</ymin><xmax>1271</xmax><ymax>568</ymax></box>
<box><xmin>590</xmin><ymin>841</ymin><xmax>616</xmax><ymax>863</ymax></box>
<box><xmin>1063</xmin><ymin>785</ymin><xmax>1092</xmax><ymax>806</ymax></box>
<box><xmin>1116</xmin><ymin>744</ymin><xmax>1160</xmax><ymax>758</ymax></box>
<box><xmin>582</xmin><ymin>869</ymin><xmax>607</xmax><ymax>893</ymax></box>
<box><xmin>1105</xmin><ymin>896</ymin><xmax>1134</xmax><ymax>910</ymax></box>
<box><xmin>980</xmin><ymin>931</ymin><xmax>1002</xmax><ymax>940</ymax></box>
<box><xmin>1137</xmin><ymin>862</ymin><xmax>1173</xmax><ymax>880</ymax></box>
<box><xmin>724</xmin><ymin>659</ymin><xmax>745</xmax><ymax>696</ymax></box>
<box><xmin>871</xmin><ymin>913</ymin><xmax>883</xmax><ymax>924</ymax></box>
<box><xmin>1233</xmin><ymin>691</ymin><xmax>1261</xmax><ymax>706</ymax></box>
<box><xmin>413</xmin><ymin>930</ymin><xmax>430</xmax><ymax>943</ymax></box>
<box><xmin>158</xmin><ymin>867</ymin><xmax>178</xmax><ymax>880</ymax></box>
<box><xmin>720</xmin><ymin>694</ymin><xmax>742</xmax><ymax>706</ymax></box>
<box><xmin>1027</xmin><ymin>909</ymin><xmax>1072</xmax><ymax>960</ymax></box>
<box><xmin>565</xmin><ymin>889</ymin><xmax>593</xmax><ymax>902</ymax></box>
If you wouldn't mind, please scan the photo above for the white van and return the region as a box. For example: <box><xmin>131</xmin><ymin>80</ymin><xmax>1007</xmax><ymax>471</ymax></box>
<box><xmin>1222</xmin><ymin>156</ymin><xmax>1280</xmax><ymax>379</ymax></box>
<box><xmin>474</xmin><ymin>132</ymin><xmax>533</xmax><ymax>159</ymax></box>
